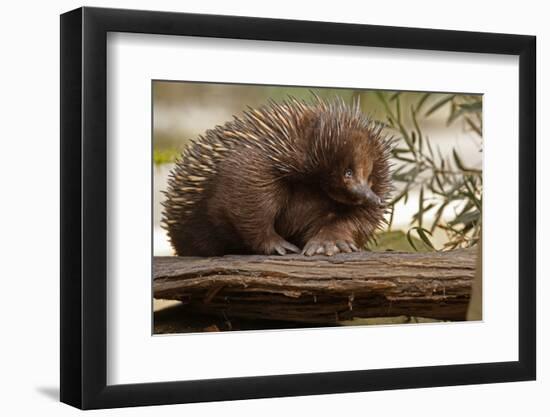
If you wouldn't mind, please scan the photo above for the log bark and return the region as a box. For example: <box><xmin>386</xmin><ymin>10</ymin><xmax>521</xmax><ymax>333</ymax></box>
<box><xmin>154</xmin><ymin>248</ymin><xmax>477</xmax><ymax>324</ymax></box>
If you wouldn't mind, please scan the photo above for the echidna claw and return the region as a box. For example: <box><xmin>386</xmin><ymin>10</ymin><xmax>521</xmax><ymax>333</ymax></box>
<box><xmin>268</xmin><ymin>238</ymin><xmax>300</xmax><ymax>255</ymax></box>
<box><xmin>336</xmin><ymin>241</ymin><xmax>353</xmax><ymax>253</ymax></box>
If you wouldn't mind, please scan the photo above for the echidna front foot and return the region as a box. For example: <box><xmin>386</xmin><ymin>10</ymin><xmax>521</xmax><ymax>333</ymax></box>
<box><xmin>303</xmin><ymin>239</ymin><xmax>360</xmax><ymax>256</ymax></box>
<box><xmin>302</xmin><ymin>226</ymin><xmax>360</xmax><ymax>256</ymax></box>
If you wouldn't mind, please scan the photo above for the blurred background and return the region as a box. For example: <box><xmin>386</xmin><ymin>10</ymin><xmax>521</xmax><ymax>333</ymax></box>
<box><xmin>153</xmin><ymin>81</ymin><xmax>482</xmax><ymax>256</ymax></box>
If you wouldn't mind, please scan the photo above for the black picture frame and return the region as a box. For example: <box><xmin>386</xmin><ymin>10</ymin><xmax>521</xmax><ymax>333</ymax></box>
<box><xmin>60</xmin><ymin>6</ymin><xmax>536</xmax><ymax>410</ymax></box>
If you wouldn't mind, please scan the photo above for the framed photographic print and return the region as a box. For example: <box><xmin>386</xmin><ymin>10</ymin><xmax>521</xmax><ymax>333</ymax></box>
<box><xmin>60</xmin><ymin>6</ymin><xmax>536</xmax><ymax>409</ymax></box>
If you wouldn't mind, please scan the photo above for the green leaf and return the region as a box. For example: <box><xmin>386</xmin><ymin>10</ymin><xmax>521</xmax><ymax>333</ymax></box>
<box><xmin>418</xmin><ymin>186</ymin><xmax>424</xmax><ymax>228</ymax></box>
<box><xmin>465</xmin><ymin>116</ymin><xmax>482</xmax><ymax>136</ymax></box>
<box><xmin>425</xmin><ymin>135</ymin><xmax>435</xmax><ymax>161</ymax></box>
<box><xmin>396</xmin><ymin>95</ymin><xmax>402</xmax><ymax>123</ymax></box>
<box><xmin>448</xmin><ymin>210</ymin><xmax>480</xmax><ymax>226</ymax></box>
<box><xmin>459</xmin><ymin>101</ymin><xmax>482</xmax><ymax>112</ymax></box>
<box><xmin>415</xmin><ymin>92</ymin><xmax>431</xmax><ymax>113</ymax></box>
<box><xmin>452</xmin><ymin>149</ymin><xmax>481</xmax><ymax>173</ymax></box>
<box><xmin>406</xmin><ymin>229</ymin><xmax>418</xmax><ymax>251</ymax></box>
<box><xmin>400</xmin><ymin>128</ymin><xmax>416</xmax><ymax>155</ymax></box>
<box><xmin>412</xmin><ymin>203</ymin><xmax>436</xmax><ymax>225</ymax></box>
<box><xmin>425</xmin><ymin>94</ymin><xmax>455</xmax><ymax>117</ymax></box>
<box><xmin>437</xmin><ymin>146</ymin><xmax>446</xmax><ymax>169</ymax></box>
<box><xmin>410</xmin><ymin>227</ymin><xmax>436</xmax><ymax>250</ymax></box>
<box><xmin>393</xmin><ymin>147</ymin><xmax>412</xmax><ymax>154</ymax></box>
<box><xmin>463</xmin><ymin>178</ymin><xmax>482</xmax><ymax>210</ymax></box>
<box><xmin>389</xmin><ymin>92</ymin><xmax>401</xmax><ymax>102</ymax></box>
<box><xmin>431</xmin><ymin>202</ymin><xmax>449</xmax><ymax>233</ymax></box>
<box><xmin>387</xmin><ymin>204</ymin><xmax>395</xmax><ymax>230</ymax></box>
<box><xmin>390</xmin><ymin>187</ymin><xmax>409</xmax><ymax>205</ymax></box>
<box><xmin>411</xmin><ymin>107</ymin><xmax>423</xmax><ymax>150</ymax></box>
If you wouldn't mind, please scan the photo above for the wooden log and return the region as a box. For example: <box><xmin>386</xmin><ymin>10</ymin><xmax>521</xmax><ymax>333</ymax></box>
<box><xmin>154</xmin><ymin>248</ymin><xmax>477</xmax><ymax>324</ymax></box>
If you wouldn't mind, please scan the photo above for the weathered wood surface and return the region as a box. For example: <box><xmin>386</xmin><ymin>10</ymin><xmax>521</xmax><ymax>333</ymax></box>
<box><xmin>154</xmin><ymin>248</ymin><xmax>477</xmax><ymax>323</ymax></box>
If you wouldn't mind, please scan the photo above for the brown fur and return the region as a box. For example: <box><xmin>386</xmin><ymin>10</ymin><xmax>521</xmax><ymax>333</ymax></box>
<box><xmin>162</xmin><ymin>96</ymin><xmax>393</xmax><ymax>256</ymax></box>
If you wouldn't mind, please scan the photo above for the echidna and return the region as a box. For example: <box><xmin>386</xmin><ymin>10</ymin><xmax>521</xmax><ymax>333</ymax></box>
<box><xmin>161</xmin><ymin>95</ymin><xmax>393</xmax><ymax>256</ymax></box>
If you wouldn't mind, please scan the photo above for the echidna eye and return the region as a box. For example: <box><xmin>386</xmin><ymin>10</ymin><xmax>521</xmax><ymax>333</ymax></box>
<box><xmin>344</xmin><ymin>168</ymin><xmax>353</xmax><ymax>178</ymax></box>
